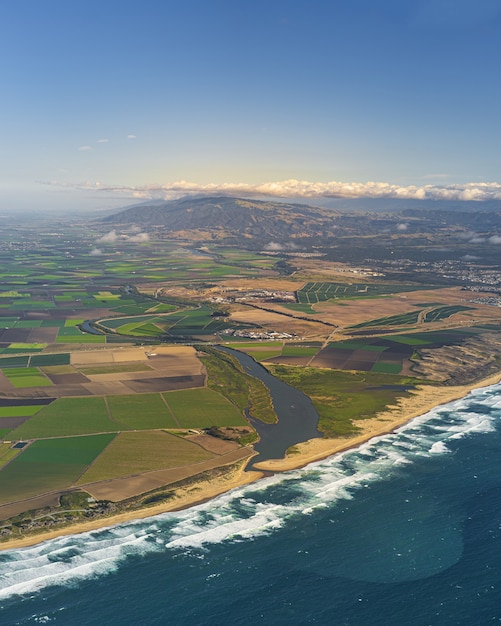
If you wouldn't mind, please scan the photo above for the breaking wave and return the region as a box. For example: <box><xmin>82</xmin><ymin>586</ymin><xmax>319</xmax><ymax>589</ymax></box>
<box><xmin>1</xmin><ymin>382</ymin><xmax>500</xmax><ymax>600</ymax></box>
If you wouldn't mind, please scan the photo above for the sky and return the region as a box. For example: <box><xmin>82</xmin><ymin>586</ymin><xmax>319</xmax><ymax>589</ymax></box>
<box><xmin>2</xmin><ymin>0</ymin><xmax>501</xmax><ymax>211</ymax></box>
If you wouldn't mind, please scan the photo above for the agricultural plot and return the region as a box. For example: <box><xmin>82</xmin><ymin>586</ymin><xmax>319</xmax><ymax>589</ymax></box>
<box><xmin>107</xmin><ymin>394</ymin><xmax>178</xmax><ymax>429</ymax></box>
<box><xmin>309</xmin><ymin>330</ymin><xmax>480</xmax><ymax>375</ymax></box>
<box><xmin>2</xmin><ymin>368</ymin><xmax>52</xmax><ymax>388</ymax></box>
<box><xmin>99</xmin><ymin>306</ymin><xmax>238</xmax><ymax>338</ymax></box>
<box><xmin>0</xmin><ymin>405</ymin><xmax>46</xmax><ymax>418</ymax></box>
<box><xmin>8</xmin><ymin>397</ymin><xmax>117</xmax><ymax>439</ymax></box>
<box><xmin>76</xmin><ymin>431</ymin><xmax>215</xmax><ymax>484</ymax></box>
<box><xmin>0</xmin><ymin>443</ymin><xmax>20</xmax><ymax>468</ymax></box>
<box><xmin>310</xmin><ymin>338</ymin><xmax>412</xmax><ymax>374</ymax></box>
<box><xmin>0</xmin><ymin>434</ymin><xmax>116</xmax><ymax>504</ymax></box>
<box><xmin>297</xmin><ymin>282</ymin><xmax>430</xmax><ymax>305</ymax></box>
<box><xmin>349</xmin><ymin>310</ymin><xmax>422</xmax><ymax>329</ymax></box>
<box><xmin>164</xmin><ymin>387</ymin><xmax>247</xmax><ymax>428</ymax></box>
<box><xmin>423</xmin><ymin>305</ymin><xmax>474</xmax><ymax>322</ymax></box>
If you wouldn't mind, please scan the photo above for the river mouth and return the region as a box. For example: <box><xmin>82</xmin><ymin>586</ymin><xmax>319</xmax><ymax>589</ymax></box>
<box><xmin>217</xmin><ymin>347</ymin><xmax>322</xmax><ymax>467</ymax></box>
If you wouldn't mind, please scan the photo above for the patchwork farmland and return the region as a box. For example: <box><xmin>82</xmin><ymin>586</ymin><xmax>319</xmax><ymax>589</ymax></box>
<box><xmin>0</xmin><ymin>345</ymin><xmax>261</xmax><ymax>518</ymax></box>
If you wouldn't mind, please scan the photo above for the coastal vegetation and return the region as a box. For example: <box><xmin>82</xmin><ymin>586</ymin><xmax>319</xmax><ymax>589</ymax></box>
<box><xmin>0</xmin><ymin>200</ymin><xmax>500</xmax><ymax>545</ymax></box>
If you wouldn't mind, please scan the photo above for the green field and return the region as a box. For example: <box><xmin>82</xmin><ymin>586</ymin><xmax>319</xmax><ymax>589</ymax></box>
<box><xmin>164</xmin><ymin>387</ymin><xmax>247</xmax><ymax>428</ymax></box>
<box><xmin>423</xmin><ymin>305</ymin><xmax>474</xmax><ymax>322</ymax></box>
<box><xmin>8</xmin><ymin>397</ymin><xmax>117</xmax><ymax>439</ymax></box>
<box><xmin>107</xmin><ymin>394</ymin><xmax>178</xmax><ymax>429</ymax></box>
<box><xmin>0</xmin><ymin>356</ymin><xmax>30</xmax><ymax>368</ymax></box>
<box><xmin>297</xmin><ymin>282</ymin><xmax>432</xmax><ymax>304</ymax></box>
<box><xmin>76</xmin><ymin>431</ymin><xmax>215</xmax><ymax>483</ymax></box>
<box><xmin>0</xmin><ymin>443</ymin><xmax>20</xmax><ymax>468</ymax></box>
<box><xmin>0</xmin><ymin>434</ymin><xmax>116</xmax><ymax>504</ymax></box>
<box><xmin>0</xmin><ymin>405</ymin><xmax>47</xmax><ymax>417</ymax></box>
<box><xmin>350</xmin><ymin>310</ymin><xmax>422</xmax><ymax>329</ymax></box>
<box><xmin>2</xmin><ymin>368</ymin><xmax>52</xmax><ymax>388</ymax></box>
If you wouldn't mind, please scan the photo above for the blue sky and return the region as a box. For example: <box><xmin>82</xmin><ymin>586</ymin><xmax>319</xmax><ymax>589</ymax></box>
<box><xmin>2</xmin><ymin>0</ymin><xmax>501</xmax><ymax>211</ymax></box>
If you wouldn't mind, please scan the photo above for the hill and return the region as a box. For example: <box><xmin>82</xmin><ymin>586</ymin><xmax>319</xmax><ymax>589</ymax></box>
<box><xmin>103</xmin><ymin>195</ymin><xmax>501</xmax><ymax>258</ymax></box>
<box><xmin>103</xmin><ymin>196</ymin><xmax>339</xmax><ymax>240</ymax></box>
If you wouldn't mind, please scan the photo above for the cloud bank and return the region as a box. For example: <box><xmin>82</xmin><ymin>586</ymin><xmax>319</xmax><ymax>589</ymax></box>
<box><xmin>42</xmin><ymin>178</ymin><xmax>501</xmax><ymax>203</ymax></box>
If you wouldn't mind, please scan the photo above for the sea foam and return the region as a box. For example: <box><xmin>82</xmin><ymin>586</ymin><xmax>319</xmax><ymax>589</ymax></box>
<box><xmin>1</xmin><ymin>382</ymin><xmax>500</xmax><ymax>600</ymax></box>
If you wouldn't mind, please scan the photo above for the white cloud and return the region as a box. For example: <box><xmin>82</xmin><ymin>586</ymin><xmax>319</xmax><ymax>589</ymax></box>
<box><xmin>97</xmin><ymin>230</ymin><xmax>119</xmax><ymax>243</ymax></box>
<box><xmin>97</xmin><ymin>139</ymin><xmax>109</xmax><ymax>143</ymax></box>
<box><xmin>78</xmin><ymin>145</ymin><xmax>92</xmax><ymax>151</ymax></box>
<box><xmin>40</xmin><ymin>178</ymin><xmax>501</xmax><ymax>203</ymax></box>
<box><xmin>127</xmin><ymin>232</ymin><xmax>149</xmax><ymax>242</ymax></box>
<box><xmin>489</xmin><ymin>235</ymin><xmax>501</xmax><ymax>244</ymax></box>
<box><xmin>89</xmin><ymin>248</ymin><xmax>103</xmax><ymax>255</ymax></box>
<box><xmin>397</xmin><ymin>223</ymin><xmax>408</xmax><ymax>231</ymax></box>
<box><xmin>127</xmin><ymin>134</ymin><xmax>137</xmax><ymax>140</ymax></box>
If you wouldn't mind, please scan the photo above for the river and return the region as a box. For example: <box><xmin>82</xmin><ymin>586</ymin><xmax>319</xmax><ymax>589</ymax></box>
<box><xmin>217</xmin><ymin>347</ymin><xmax>321</xmax><ymax>466</ymax></box>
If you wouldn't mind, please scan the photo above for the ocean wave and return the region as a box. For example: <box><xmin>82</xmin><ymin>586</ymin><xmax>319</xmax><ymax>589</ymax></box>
<box><xmin>1</xmin><ymin>383</ymin><xmax>500</xmax><ymax>600</ymax></box>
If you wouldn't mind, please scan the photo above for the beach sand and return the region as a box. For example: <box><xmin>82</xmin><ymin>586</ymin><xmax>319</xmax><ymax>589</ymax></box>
<box><xmin>2</xmin><ymin>371</ymin><xmax>500</xmax><ymax>551</ymax></box>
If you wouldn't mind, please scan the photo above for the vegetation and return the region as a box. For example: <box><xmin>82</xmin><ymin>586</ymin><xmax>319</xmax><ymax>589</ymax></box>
<box><xmin>8</xmin><ymin>397</ymin><xmax>117</xmax><ymax>439</ymax></box>
<box><xmin>163</xmin><ymin>388</ymin><xmax>247</xmax><ymax>428</ymax></box>
<box><xmin>107</xmin><ymin>394</ymin><xmax>178</xmax><ymax>430</ymax></box>
<box><xmin>267</xmin><ymin>365</ymin><xmax>422</xmax><ymax>437</ymax></box>
<box><xmin>200</xmin><ymin>347</ymin><xmax>277</xmax><ymax>423</ymax></box>
<box><xmin>76</xmin><ymin>431</ymin><xmax>214</xmax><ymax>484</ymax></box>
<box><xmin>0</xmin><ymin>434</ymin><xmax>116</xmax><ymax>504</ymax></box>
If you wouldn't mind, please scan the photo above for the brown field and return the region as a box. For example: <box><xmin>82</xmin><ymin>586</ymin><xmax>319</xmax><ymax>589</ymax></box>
<box><xmin>264</xmin><ymin>355</ymin><xmax>314</xmax><ymax>366</ymax></box>
<box><xmin>220</xmin><ymin>277</ymin><xmax>301</xmax><ymax>291</ymax></box>
<box><xmin>76</xmin><ymin>431</ymin><xmax>216</xmax><ymax>485</ymax></box>
<box><xmin>0</xmin><ymin>493</ymin><xmax>62</xmax><ymax>521</ymax></box>
<box><xmin>186</xmin><ymin>433</ymin><xmax>240</xmax><ymax>454</ymax></box>
<box><xmin>310</xmin><ymin>287</ymin><xmax>492</xmax><ymax>328</ymax></box>
<box><xmin>83</xmin><ymin>447</ymin><xmax>253</xmax><ymax>501</ymax></box>
<box><xmin>0</xmin><ymin>346</ymin><xmax>206</xmax><ymax>398</ymax></box>
<box><xmin>229</xmin><ymin>307</ymin><xmax>326</xmax><ymax>338</ymax></box>
<box><xmin>46</xmin><ymin>373</ymin><xmax>90</xmax><ymax>385</ymax></box>
<box><xmin>27</xmin><ymin>328</ymin><xmax>59</xmax><ymax>343</ymax></box>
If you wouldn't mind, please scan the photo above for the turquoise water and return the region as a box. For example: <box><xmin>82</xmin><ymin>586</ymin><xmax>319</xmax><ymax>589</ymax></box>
<box><xmin>1</xmin><ymin>383</ymin><xmax>501</xmax><ymax>625</ymax></box>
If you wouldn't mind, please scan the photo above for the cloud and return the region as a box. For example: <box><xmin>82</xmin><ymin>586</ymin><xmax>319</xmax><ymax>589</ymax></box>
<box><xmin>263</xmin><ymin>241</ymin><xmax>299</xmax><ymax>251</ymax></box>
<box><xmin>41</xmin><ymin>178</ymin><xmax>501</xmax><ymax>203</ymax></box>
<box><xmin>397</xmin><ymin>223</ymin><xmax>408</xmax><ymax>231</ymax></box>
<box><xmin>97</xmin><ymin>230</ymin><xmax>119</xmax><ymax>243</ymax></box>
<box><xmin>97</xmin><ymin>139</ymin><xmax>109</xmax><ymax>143</ymax></box>
<box><xmin>89</xmin><ymin>248</ymin><xmax>103</xmax><ymax>256</ymax></box>
<box><xmin>78</xmin><ymin>145</ymin><xmax>92</xmax><ymax>151</ymax></box>
<box><xmin>489</xmin><ymin>235</ymin><xmax>501</xmax><ymax>244</ymax></box>
<box><xmin>127</xmin><ymin>134</ymin><xmax>137</xmax><ymax>140</ymax></box>
<box><xmin>127</xmin><ymin>232</ymin><xmax>149</xmax><ymax>242</ymax></box>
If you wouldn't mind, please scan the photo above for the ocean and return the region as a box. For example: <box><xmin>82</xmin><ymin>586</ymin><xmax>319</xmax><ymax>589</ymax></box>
<box><xmin>1</xmin><ymin>383</ymin><xmax>501</xmax><ymax>625</ymax></box>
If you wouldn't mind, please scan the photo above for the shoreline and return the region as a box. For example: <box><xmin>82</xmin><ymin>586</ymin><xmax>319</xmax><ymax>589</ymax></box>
<box><xmin>1</xmin><ymin>371</ymin><xmax>500</xmax><ymax>552</ymax></box>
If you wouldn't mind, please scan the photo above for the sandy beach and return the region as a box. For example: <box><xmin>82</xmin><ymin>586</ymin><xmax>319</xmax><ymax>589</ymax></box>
<box><xmin>1</xmin><ymin>371</ymin><xmax>500</xmax><ymax>552</ymax></box>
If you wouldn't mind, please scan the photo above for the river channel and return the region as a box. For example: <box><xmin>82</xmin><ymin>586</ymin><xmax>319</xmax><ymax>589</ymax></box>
<box><xmin>217</xmin><ymin>347</ymin><xmax>322</xmax><ymax>467</ymax></box>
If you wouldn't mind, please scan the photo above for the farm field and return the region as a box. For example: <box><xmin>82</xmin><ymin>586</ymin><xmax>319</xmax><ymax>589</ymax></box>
<box><xmin>0</xmin><ymin>215</ymin><xmax>500</xmax><ymax>537</ymax></box>
<box><xmin>0</xmin><ymin>435</ymin><xmax>116</xmax><ymax>504</ymax></box>
<box><xmin>308</xmin><ymin>329</ymin><xmax>479</xmax><ymax>376</ymax></box>
<box><xmin>76</xmin><ymin>431</ymin><xmax>216</xmax><ymax>484</ymax></box>
<box><xmin>296</xmin><ymin>281</ymin><xmax>433</xmax><ymax>304</ymax></box>
<box><xmin>0</xmin><ymin>343</ymin><xmax>260</xmax><ymax>517</ymax></box>
<box><xmin>163</xmin><ymin>387</ymin><xmax>248</xmax><ymax>428</ymax></box>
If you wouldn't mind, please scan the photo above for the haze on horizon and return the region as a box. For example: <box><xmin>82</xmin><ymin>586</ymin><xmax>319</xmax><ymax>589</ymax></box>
<box><xmin>2</xmin><ymin>0</ymin><xmax>501</xmax><ymax>212</ymax></box>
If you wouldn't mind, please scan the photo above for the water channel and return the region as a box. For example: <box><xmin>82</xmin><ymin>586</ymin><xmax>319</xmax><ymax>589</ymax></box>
<box><xmin>217</xmin><ymin>347</ymin><xmax>322</xmax><ymax>467</ymax></box>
